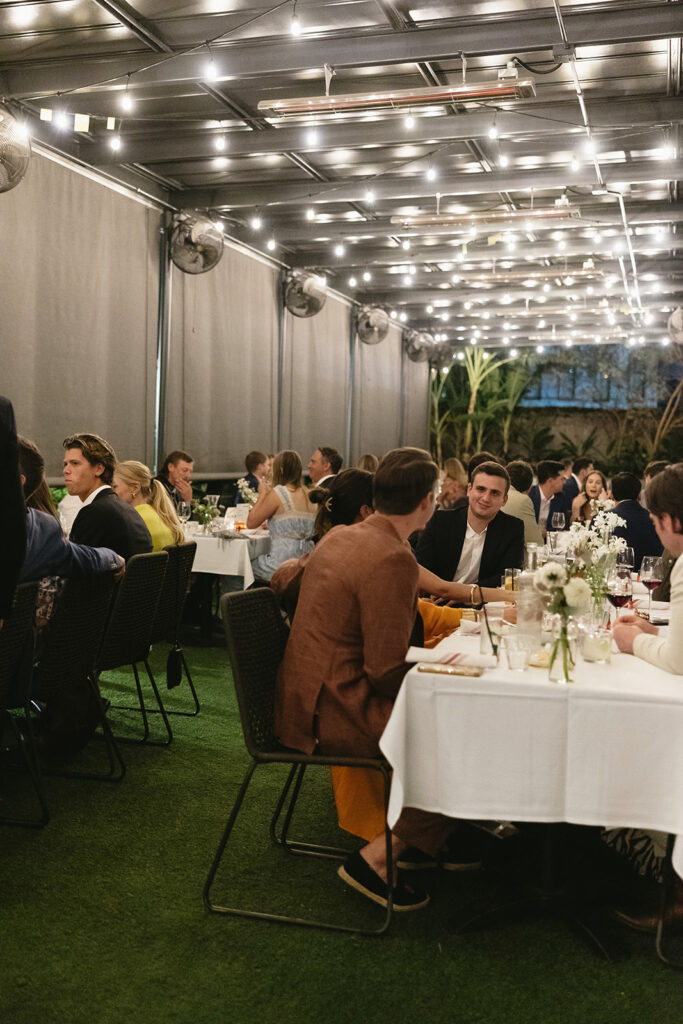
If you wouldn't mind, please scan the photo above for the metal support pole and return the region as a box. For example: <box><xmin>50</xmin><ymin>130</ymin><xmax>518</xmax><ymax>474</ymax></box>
<box><xmin>153</xmin><ymin>210</ymin><xmax>172</xmax><ymax>473</ymax></box>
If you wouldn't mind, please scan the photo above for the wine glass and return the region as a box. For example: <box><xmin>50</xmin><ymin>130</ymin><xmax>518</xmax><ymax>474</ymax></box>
<box><xmin>206</xmin><ymin>494</ymin><xmax>219</xmax><ymax>508</ymax></box>
<box><xmin>640</xmin><ymin>555</ymin><xmax>664</xmax><ymax>620</ymax></box>
<box><xmin>616</xmin><ymin>547</ymin><xmax>635</xmax><ymax>578</ymax></box>
<box><xmin>177</xmin><ymin>501</ymin><xmax>191</xmax><ymax>526</ymax></box>
<box><xmin>551</xmin><ymin>511</ymin><xmax>566</xmax><ymax>531</ymax></box>
<box><xmin>606</xmin><ymin>570</ymin><xmax>632</xmax><ymax>623</ymax></box>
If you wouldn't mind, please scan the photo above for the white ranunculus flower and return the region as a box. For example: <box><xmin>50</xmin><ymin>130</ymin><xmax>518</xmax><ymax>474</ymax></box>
<box><xmin>534</xmin><ymin>561</ymin><xmax>567</xmax><ymax>593</ymax></box>
<box><xmin>563</xmin><ymin>576</ymin><xmax>592</xmax><ymax>612</ymax></box>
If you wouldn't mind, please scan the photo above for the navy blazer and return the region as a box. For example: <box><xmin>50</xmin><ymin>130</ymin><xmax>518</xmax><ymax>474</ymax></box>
<box><xmin>612</xmin><ymin>499</ymin><xmax>663</xmax><ymax>572</ymax></box>
<box><xmin>70</xmin><ymin>488</ymin><xmax>152</xmax><ymax>561</ymax></box>
<box><xmin>416</xmin><ymin>505</ymin><xmax>524</xmax><ymax>588</ymax></box>
<box><xmin>0</xmin><ymin>396</ymin><xmax>26</xmax><ymax>618</ymax></box>
<box><xmin>529</xmin><ymin>485</ymin><xmax>568</xmax><ymax>531</ymax></box>
<box><xmin>21</xmin><ymin>508</ymin><xmax>121</xmax><ymax>581</ymax></box>
<box><xmin>561</xmin><ymin>476</ymin><xmax>579</xmax><ymax>515</ymax></box>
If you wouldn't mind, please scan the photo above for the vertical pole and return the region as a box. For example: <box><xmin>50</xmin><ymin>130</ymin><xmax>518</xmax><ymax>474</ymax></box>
<box><xmin>276</xmin><ymin>269</ymin><xmax>287</xmax><ymax>451</ymax></box>
<box><xmin>398</xmin><ymin>332</ymin><xmax>407</xmax><ymax>447</ymax></box>
<box><xmin>345</xmin><ymin>308</ymin><xmax>357</xmax><ymax>465</ymax></box>
<box><xmin>153</xmin><ymin>211</ymin><xmax>172</xmax><ymax>473</ymax></box>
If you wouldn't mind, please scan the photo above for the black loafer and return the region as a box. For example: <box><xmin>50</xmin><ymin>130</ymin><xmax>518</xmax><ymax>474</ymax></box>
<box><xmin>338</xmin><ymin>851</ymin><xmax>430</xmax><ymax>911</ymax></box>
<box><xmin>395</xmin><ymin>847</ymin><xmax>439</xmax><ymax>871</ymax></box>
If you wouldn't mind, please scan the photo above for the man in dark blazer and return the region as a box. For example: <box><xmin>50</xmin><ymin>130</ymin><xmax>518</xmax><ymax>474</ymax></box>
<box><xmin>0</xmin><ymin>396</ymin><xmax>27</xmax><ymax>626</ymax></box>
<box><xmin>561</xmin><ymin>456</ymin><xmax>593</xmax><ymax>516</ymax></box>
<box><xmin>610</xmin><ymin>472</ymin><xmax>663</xmax><ymax>571</ymax></box>
<box><xmin>63</xmin><ymin>433</ymin><xmax>152</xmax><ymax>561</ymax></box>
<box><xmin>529</xmin><ymin>460</ymin><xmax>567</xmax><ymax>534</ymax></box>
<box><xmin>416</xmin><ymin>462</ymin><xmax>524</xmax><ymax>587</ymax></box>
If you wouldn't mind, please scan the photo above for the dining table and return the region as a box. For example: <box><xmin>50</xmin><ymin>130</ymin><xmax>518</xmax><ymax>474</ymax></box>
<box><xmin>186</xmin><ymin>526</ymin><xmax>271</xmax><ymax>590</ymax></box>
<box><xmin>379</xmin><ymin>629</ymin><xmax>683</xmax><ymax>960</ymax></box>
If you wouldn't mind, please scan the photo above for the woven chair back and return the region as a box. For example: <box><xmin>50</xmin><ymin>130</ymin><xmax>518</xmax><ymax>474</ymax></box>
<box><xmin>0</xmin><ymin>582</ymin><xmax>38</xmax><ymax>709</ymax></box>
<box><xmin>32</xmin><ymin>574</ymin><xmax>116</xmax><ymax>703</ymax></box>
<box><xmin>149</xmin><ymin>542</ymin><xmax>197</xmax><ymax>645</ymax></box>
<box><xmin>97</xmin><ymin>551</ymin><xmax>168</xmax><ymax>672</ymax></box>
<box><xmin>221</xmin><ymin>589</ymin><xmax>289</xmax><ymax>757</ymax></box>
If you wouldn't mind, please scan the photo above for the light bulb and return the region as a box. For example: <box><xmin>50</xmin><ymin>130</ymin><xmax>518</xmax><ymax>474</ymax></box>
<box><xmin>214</xmin><ymin>136</ymin><xmax>226</xmax><ymax>151</ymax></box>
<box><xmin>306</xmin><ymin>208</ymin><xmax>315</xmax><ymax>220</ymax></box>
<box><xmin>290</xmin><ymin>13</ymin><xmax>301</xmax><ymax>35</ymax></box>
<box><xmin>426</xmin><ymin>167</ymin><xmax>437</xmax><ymax>182</ymax></box>
<box><xmin>536</xmin><ymin>344</ymin><xmax>545</xmax><ymax>353</ymax></box>
<box><xmin>250</xmin><ymin>216</ymin><xmax>262</xmax><ymax>230</ymax></box>
<box><xmin>214</xmin><ymin>221</ymin><xmax>224</xmax><ymax>233</ymax></box>
<box><xmin>502</xmin><ymin>336</ymin><xmax>510</xmax><ymax>345</ymax></box>
<box><xmin>499</xmin><ymin>154</ymin><xmax>509</xmax><ymax>168</ymax></box>
<box><xmin>205</xmin><ymin>59</ymin><xmax>218</xmax><ymax>82</ymax></box>
<box><xmin>110</xmin><ymin>136</ymin><xmax>121</xmax><ymax>152</ymax></box>
<box><xmin>266</xmin><ymin>238</ymin><xmax>276</xmax><ymax>251</ymax></box>
<box><xmin>348</xmin><ymin>276</ymin><xmax>357</xmax><ymax>287</ymax></box>
<box><xmin>404</xmin><ymin>115</ymin><xmax>415</xmax><ymax>129</ymax></box>
<box><xmin>334</xmin><ymin>244</ymin><xmax>345</xmax><ymax>257</ymax></box>
<box><xmin>363</xmin><ymin>271</ymin><xmax>372</xmax><ymax>282</ymax></box>
<box><xmin>401</xmin><ymin>240</ymin><xmax>411</xmax><ymax>250</ymax></box>
<box><xmin>426</xmin><ymin>305</ymin><xmax>433</xmax><ymax>313</ymax></box>
<box><xmin>364</xmin><ymin>190</ymin><xmax>375</xmax><ymax>204</ymax></box>
<box><xmin>54</xmin><ymin>110</ymin><xmax>69</xmax><ymax>130</ymax></box>
<box><xmin>121</xmin><ymin>93</ymin><xmax>134</xmax><ymax>112</ymax></box>
<box><xmin>213</xmin><ymin>156</ymin><xmax>228</xmax><ymax>168</ymax></box>
<box><xmin>488</xmin><ymin>124</ymin><xmax>498</xmax><ymax>139</ymax></box>
<box><xmin>510</xmin><ymin>348</ymin><xmax>518</xmax><ymax>357</ymax></box>
<box><xmin>399</xmin><ymin>312</ymin><xmax>407</xmax><ymax>322</ymax></box>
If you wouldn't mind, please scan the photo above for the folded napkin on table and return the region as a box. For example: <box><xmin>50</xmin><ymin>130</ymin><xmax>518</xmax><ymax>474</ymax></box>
<box><xmin>406</xmin><ymin>645</ymin><xmax>497</xmax><ymax>668</ymax></box>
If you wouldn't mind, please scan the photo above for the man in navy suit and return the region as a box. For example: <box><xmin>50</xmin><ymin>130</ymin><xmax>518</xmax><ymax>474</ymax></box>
<box><xmin>529</xmin><ymin>460</ymin><xmax>567</xmax><ymax>535</ymax></box>
<box><xmin>416</xmin><ymin>462</ymin><xmax>524</xmax><ymax>587</ymax></box>
<box><xmin>610</xmin><ymin>472</ymin><xmax>663</xmax><ymax>571</ymax></box>
<box><xmin>561</xmin><ymin>456</ymin><xmax>593</xmax><ymax>516</ymax></box>
<box><xmin>63</xmin><ymin>433</ymin><xmax>152</xmax><ymax>560</ymax></box>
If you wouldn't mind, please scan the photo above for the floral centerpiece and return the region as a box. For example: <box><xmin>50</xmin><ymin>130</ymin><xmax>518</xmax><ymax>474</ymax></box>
<box><xmin>533</xmin><ymin>562</ymin><xmax>592</xmax><ymax>682</ymax></box>
<box><xmin>568</xmin><ymin>509</ymin><xmax>627</xmax><ymax>611</ymax></box>
<box><xmin>193</xmin><ymin>499</ymin><xmax>223</xmax><ymax>530</ymax></box>
<box><xmin>235</xmin><ymin>477</ymin><xmax>259</xmax><ymax>505</ymax></box>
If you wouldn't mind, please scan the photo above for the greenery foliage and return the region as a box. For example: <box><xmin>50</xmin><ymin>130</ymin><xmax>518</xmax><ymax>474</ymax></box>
<box><xmin>431</xmin><ymin>344</ymin><xmax>683</xmax><ymax>472</ymax></box>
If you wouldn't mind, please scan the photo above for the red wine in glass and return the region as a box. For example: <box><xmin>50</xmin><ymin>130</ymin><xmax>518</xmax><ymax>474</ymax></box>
<box><xmin>607</xmin><ymin>592</ymin><xmax>631</xmax><ymax>608</ymax></box>
<box><xmin>641</xmin><ymin>579</ymin><xmax>659</xmax><ymax>592</ymax></box>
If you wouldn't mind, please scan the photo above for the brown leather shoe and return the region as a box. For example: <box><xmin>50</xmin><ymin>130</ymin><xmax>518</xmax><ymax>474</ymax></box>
<box><xmin>613</xmin><ymin>878</ymin><xmax>683</xmax><ymax>935</ymax></box>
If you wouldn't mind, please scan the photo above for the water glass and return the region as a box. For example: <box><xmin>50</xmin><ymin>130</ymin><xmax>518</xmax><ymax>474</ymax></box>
<box><xmin>505</xmin><ymin>635</ymin><xmax>530</xmax><ymax>671</ymax></box>
<box><xmin>206</xmin><ymin>494</ymin><xmax>220</xmax><ymax>508</ymax></box>
<box><xmin>551</xmin><ymin>511</ymin><xmax>566</xmax><ymax>531</ymax></box>
<box><xmin>177</xmin><ymin>501</ymin><xmax>191</xmax><ymax>524</ymax></box>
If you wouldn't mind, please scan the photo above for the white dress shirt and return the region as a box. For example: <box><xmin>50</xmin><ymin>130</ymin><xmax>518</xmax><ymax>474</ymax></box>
<box><xmin>538</xmin><ymin>491</ymin><xmax>551</xmax><ymax>530</ymax></box>
<box><xmin>81</xmin><ymin>484</ymin><xmax>111</xmax><ymax>507</ymax></box>
<box><xmin>453</xmin><ymin>522</ymin><xmax>488</xmax><ymax>584</ymax></box>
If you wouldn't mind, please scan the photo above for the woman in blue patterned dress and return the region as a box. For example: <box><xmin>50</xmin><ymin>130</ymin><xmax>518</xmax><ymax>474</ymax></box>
<box><xmin>247</xmin><ymin>449</ymin><xmax>316</xmax><ymax>582</ymax></box>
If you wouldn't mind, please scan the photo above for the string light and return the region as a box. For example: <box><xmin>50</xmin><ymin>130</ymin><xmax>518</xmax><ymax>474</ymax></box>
<box><xmin>110</xmin><ymin>135</ymin><xmax>122</xmax><ymax>152</ymax></box>
<box><xmin>334</xmin><ymin>243</ymin><xmax>345</xmax><ymax>257</ymax></box>
<box><xmin>266</xmin><ymin>238</ymin><xmax>276</xmax><ymax>251</ymax></box>
<box><xmin>348</xmin><ymin>276</ymin><xmax>357</xmax><ymax>287</ymax></box>
<box><xmin>214</xmin><ymin>136</ymin><xmax>226</xmax><ymax>152</ymax></box>
<box><xmin>290</xmin><ymin>0</ymin><xmax>301</xmax><ymax>36</ymax></box>
<box><xmin>363</xmin><ymin>271</ymin><xmax>372</xmax><ymax>282</ymax></box>
<box><xmin>250</xmin><ymin>215</ymin><xmax>262</xmax><ymax>230</ymax></box>
<box><xmin>306</xmin><ymin>208</ymin><xmax>315</xmax><ymax>220</ymax></box>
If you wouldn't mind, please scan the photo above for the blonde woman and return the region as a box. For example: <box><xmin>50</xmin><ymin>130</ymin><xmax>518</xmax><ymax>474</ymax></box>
<box><xmin>438</xmin><ymin>457</ymin><xmax>468</xmax><ymax>508</ymax></box>
<box><xmin>248</xmin><ymin>449</ymin><xmax>316</xmax><ymax>581</ymax></box>
<box><xmin>112</xmin><ymin>460</ymin><xmax>185</xmax><ymax>551</ymax></box>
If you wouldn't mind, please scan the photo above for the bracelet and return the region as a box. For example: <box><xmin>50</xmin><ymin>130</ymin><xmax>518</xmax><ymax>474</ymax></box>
<box><xmin>469</xmin><ymin>583</ymin><xmax>477</xmax><ymax>606</ymax></box>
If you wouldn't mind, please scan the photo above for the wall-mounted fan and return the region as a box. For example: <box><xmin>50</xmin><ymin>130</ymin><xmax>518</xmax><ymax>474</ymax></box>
<box><xmin>170</xmin><ymin>211</ymin><xmax>224</xmax><ymax>274</ymax></box>
<box><xmin>668</xmin><ymin>307</ymin><xmax>683</xmax><ymax>345</ymax></box>
<box><xmin>284</xmin><ymin>272</ymin><xmax>327</xmax><ymax>317</ymax></box>
<box><xmin>404</xmin><ymin>330</ymin><xmax>435</xmax><ymax>362</ymax></box>
<box><xmin>0</xmin><ymin>105</ymin><xmax>31</xmax><ymax>194</ymax></box>
<box><xmin>356</xmin><ymin>306</ymin><xmax>389</xmax><ymax>345</ymax></box>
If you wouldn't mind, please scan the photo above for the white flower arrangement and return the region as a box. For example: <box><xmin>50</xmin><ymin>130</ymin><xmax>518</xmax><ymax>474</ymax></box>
<box><xmin>561</xmin><ymin>576</ymin><xmax>592</xmax><ymax>614</ymax></box>
<box><xmin>236</xmin><ymin>477</ymin><xmax>259</xmax><ymax>505</ymax></box>
<box><xmin>589</xmin><ymin>498</ymin><xmax>616</xmax><ymax>515</ymax></box>
<box><xmin>568</xmin><ymin>508</ymin><xmax>627</xmax><ymax>603</ymax></box>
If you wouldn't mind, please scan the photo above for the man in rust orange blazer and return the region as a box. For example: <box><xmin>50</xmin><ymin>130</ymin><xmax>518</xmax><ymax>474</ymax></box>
<box><xmin>276</xmin><ymin>447</ymin><xmax>453</xmax><ymax>911</ymax></box>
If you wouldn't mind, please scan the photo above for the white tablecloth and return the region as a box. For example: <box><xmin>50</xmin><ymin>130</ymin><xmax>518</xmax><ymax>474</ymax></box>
<box><xmin>187</xmin><ymin>529</ymin><xmax>270</xmax><ymax>589</ymax></box>
<box><xmin>380</xmin><ymin>639</ymin><xmax>683</xmax><ymax>879</ymax></box>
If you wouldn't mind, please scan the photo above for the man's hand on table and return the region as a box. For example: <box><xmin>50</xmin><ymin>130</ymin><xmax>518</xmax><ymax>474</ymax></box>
<box><xmin>613</xmin><ymin>612</ymin><xmax>659</xmax><ymax>654</ymax></box>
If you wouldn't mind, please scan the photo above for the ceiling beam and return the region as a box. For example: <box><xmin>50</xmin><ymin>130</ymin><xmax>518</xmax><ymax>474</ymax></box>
<box><xmin>81</xmin><ymin>95</ymin><xmax>683</xmax><ymax>167</ymax></box>
<box><xmin>2</xmin><ymin>3</ymin><xmax>681</xmax><ymax>99</ymax></box>
<box><xmin>174</xmin><ymin>157</ymin><xmax>683</xmax><ymax>210</ymax></box>
<box><xmin>291</xmin><ymin>233</ymin><xmax>683</xmax><ymax>268</ymax></box>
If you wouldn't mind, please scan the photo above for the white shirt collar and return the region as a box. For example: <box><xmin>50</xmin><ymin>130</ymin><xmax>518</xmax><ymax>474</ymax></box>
<box><xmin>81</xmin><ymin>484</ymin><xmax>111</xmax><ymax>507</ymax></box>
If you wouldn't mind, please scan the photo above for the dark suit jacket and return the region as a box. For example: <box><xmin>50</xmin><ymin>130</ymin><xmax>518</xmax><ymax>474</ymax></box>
<box><xmin>612</xmin><ymin>499</ymin><xmax>663</xmax><ymax>572</ymax></box>
<box><xmin>70</xmin><ymin>488</ymin><xmax>152</xmax><ymax>561</ymax></box>
<box><xmin>529</xmin><ymin>485</ymin><xmax>567</xmax><ymax>531</ymax></box>
<box><xmin>0</xmin><ymin>397</ymin><xmax>27</xmax><ymax>618</ymax></box>
<box><xmin>415</xmin><ymin>505</ymin><xmax>524</xmax><ymax>588</ymax></box>
<box><xmin>561</xmin><ymin>475</ymin><xmax>579</xmax><ymax>514</ymax></box>
<box><xmin>21</xmin><ymin>508</ymin><xmax>121</xmax><ymax>581</ymax></box>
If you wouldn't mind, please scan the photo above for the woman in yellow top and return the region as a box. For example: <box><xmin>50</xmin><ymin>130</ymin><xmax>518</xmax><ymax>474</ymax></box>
<box><xmin>112</xmin><ymin>460</ymin><xmax>185</xmax><ymax>551</ymax></box>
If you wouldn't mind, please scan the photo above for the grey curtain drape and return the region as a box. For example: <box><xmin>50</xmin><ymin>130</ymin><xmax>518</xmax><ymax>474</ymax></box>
<box><xmin>164</xmin><ymin>241</ymin><xmax>280</xmax><ymax>472</ymax></box>
<box><xmin>400</xmin><ymin>355</ymin><xmax>431</xmax><ymax>450</ymax></box>
<box><xmin>351</xmin><ymin>321</ymin><xmax>405</xmax><ymax>462</ymax></box>
<box><xmin>1</xmin><ymin>152</ymin><xmax>159</xmax><ymax>476</ymax></box>
<box><xmin>279</xmin><ymin>291</ymin><xmax>352</xmax><ymax>464</ymax></box>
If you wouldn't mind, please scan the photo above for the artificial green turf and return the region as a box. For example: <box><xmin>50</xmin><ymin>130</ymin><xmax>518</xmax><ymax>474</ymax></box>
<box><xmin>1</xmin><ymin>644</ymin><xmax>682</xmax><ymax>1024</ymax></box>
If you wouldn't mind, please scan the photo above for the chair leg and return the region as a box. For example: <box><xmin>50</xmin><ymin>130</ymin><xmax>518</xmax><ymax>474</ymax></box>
<box><xmin>0</xmin><ymin>710</ymin><xmax>50</xmax><ymax>827</ymax></box>
<box><xmin>40</xmin><ymin>675</ymin><xmax>126</xmax><ymax>784</ymax></box>
<box><xmin>141</xmin><ymin>648</ymin><xmax>200</xmax><ymax>719</ymax></box>
<box><xmin>655</xmin><ymin>835</ymin><xmax>683</xmax><ymax>970</ymax></box>
<box><xmin>204</xmin><ymin>760</ymin><xmax>393</xmax><ymax>936</ymax></box>
<box><xmin>109</xmin><ymin>661</ymin><xmax>173</xmax><ymax>747</ymax></box>
<box><xmin>271</xmin><ymin>764</ymin><xmax>349</xmax><ymax>860</ymax></box>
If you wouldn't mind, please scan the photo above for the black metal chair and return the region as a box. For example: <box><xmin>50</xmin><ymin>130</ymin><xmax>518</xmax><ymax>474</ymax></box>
<box><xmin>32</xmin><ymin>572</ymin><xmax>123</xmax><ymax>782</ymax></box>
<box><xmin>0</xmin><ymin>581</ymin><xmax>48</xmax><ymax>825</ymax></box>
<box><xmin>203</xmin><ymin>588</ymin><xmax>394</xmax><ymax>935</ymax></box>
<box><xmin>98</xmin><ymin>551</ymin><xmax>172</xmax><ymax>745</ymax></box>
<box><xmin>145</xmin><ymin>542</ymin><xmax>200</xmax><ymax>717</ymax></box>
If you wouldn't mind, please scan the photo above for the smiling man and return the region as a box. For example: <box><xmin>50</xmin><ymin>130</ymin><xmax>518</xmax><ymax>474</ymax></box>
<box><xmin>64</xmin><ymin>432</ymin><xmax>152</xmax><ymax>560</ymax></box>
<box><xmin>416</xmin><ymin>461</ymin><xmax>524</xmax><ymax>587</ymax></box>
<box><xmin>307</xmin><ymin>446</ymin><xmax>342</xmax><ymax>486</ymax></box>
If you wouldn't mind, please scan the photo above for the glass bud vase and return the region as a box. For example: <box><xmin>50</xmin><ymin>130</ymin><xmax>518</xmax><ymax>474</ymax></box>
<box><xmin>548</xmin><ymin>616</ymin><xmax>576</xmax><ymax>684</ymax></box>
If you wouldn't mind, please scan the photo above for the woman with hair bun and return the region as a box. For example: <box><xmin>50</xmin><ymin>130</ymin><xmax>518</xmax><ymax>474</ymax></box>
<box><xmin>247</xmin><ymin>449</ymin><xmax>316</xmax><ymax>581</ymax></box>
<box><xmin>112</xmin><ymin>460</ymin><xmax>184</xmax><ymax>551</ymax></box>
